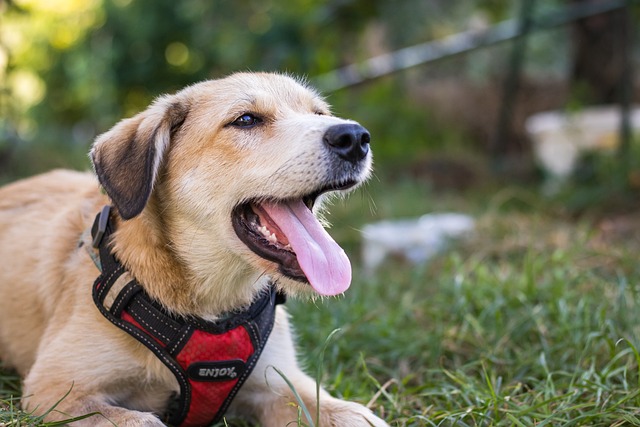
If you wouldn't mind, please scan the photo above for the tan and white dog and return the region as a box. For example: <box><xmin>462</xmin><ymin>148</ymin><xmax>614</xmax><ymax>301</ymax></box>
<box><xmin>0</xmin><ymin>73</ymin><xmax>388</xmax><ymax>426</ymax></box>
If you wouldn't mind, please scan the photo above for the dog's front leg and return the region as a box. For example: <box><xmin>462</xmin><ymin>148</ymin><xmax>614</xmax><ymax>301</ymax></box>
<box><xmin>231</xmin><ymin>307</ymin><xmax>389</xmax><ymax>427</ymax></box>
<box><xmin>20</xmin><ymin>328</ymin><xmax>171</xmax><ymax>427</ymax></box>
<box><xmin>21</xmin><ymin>389</ymin><xmax>165</xmax><ymax>427</ymax></box>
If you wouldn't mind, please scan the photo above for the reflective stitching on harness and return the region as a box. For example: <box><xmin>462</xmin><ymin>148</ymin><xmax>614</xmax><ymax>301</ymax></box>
<box><xmin>104</xmin><ymin>274</ymin><xmax>132</xmax><ymax>310</ymax></box>
<box><xmin>95</xmin><ymin>299</ymin><xmax>192</xmax><ymax>417</ymax></box>
<box><xmin>168</xmin><ymin>324</ymin><xmax>192</xmax><ymax>355</ymax></box>
<box><xmin>110</xmin><ymin>281</ymin><xmax>136</xmax><ymax>315</ymax></box>
<box><xmin>98</xmin><ymin>264</ymin><xmax>124</xmax><ymax>300</ymax></box>
<box><xmin>245</xmin><ymin>322</ymin><xmax>259</xmax><ymax>348</ymax></box>
<box><xmin>100</xmin><ymin>306</ymin><xmax>181</xmax><ymax>380</ymax></box>
<box><xmin>220</xmin><ymin>320</ymin><xmax>273</xmax><ymax>416</ymax></box>
<box><xmin>138</xmin><ymin>301</ymin><xmax>180</xmax><ymax>333</ymax></box>
<box><xmin>131</xmin><ymin>300</ymin><xmax>177</xmax><ymax>342</ymax></box>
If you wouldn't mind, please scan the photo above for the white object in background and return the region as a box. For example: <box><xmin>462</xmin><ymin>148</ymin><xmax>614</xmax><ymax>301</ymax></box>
<box><xmin>525</xmin><ymin>105</ymin><xmax>640</xmax><ymax>179</ymax></box>
<box><xmin>361</xmin><ymin>213</ymin><xmax>475</xmax><ymax>274</ymax></box>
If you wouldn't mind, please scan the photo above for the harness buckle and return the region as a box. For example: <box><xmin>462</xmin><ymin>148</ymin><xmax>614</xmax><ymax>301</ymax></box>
<box><xmin>92</xmin><ymin>205</ymin><xmax>112</xmax><ymax>248</ymax></box>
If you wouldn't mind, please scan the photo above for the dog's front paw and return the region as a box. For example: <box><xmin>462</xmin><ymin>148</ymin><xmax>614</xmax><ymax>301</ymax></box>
<box><xmin>75</xmin><ymin>408</ymin><xmax>166</xmax><ymax>427</ymax></box>
<box><xmin>319</xmin><ymin>399</ymin><xmax>389</xmax><ymax>427</ymax></box>
<box><xmin>107</xmin><ymin>411</ymin><xmax>166</xmax><ymax>427</ymax></box>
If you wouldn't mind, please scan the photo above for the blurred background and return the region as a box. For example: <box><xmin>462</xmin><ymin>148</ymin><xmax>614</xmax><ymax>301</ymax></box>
<box><xmin>1</xmin><ymin>0</ymin><xmax>637</xmax><ymax>193</ymax></box>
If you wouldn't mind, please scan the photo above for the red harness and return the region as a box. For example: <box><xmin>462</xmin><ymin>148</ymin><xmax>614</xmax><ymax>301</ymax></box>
<box><xmin>90</xmin><ymin>206</ymin><xmax>284</xmax><ymax>426</ymax></box>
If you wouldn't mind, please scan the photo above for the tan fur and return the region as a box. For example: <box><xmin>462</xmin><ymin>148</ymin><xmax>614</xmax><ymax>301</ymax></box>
<box><xmin>0</xmin><ymin>73</ymin><xmax>387</xmax><ymax>427</ymax></box>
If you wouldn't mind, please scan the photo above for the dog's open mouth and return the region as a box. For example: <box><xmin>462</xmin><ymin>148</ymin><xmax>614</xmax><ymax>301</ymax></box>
<box><xmin>232</xmin><ymin>182</ymin><xmax>356</xmax><ymax>296</ymax></box>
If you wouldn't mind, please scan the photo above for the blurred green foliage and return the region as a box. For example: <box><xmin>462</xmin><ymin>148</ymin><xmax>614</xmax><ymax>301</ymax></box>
<box><xmin>0</xmin><ymin>0</ymin><xmax>519</xmax><ymax>182</ymax></box>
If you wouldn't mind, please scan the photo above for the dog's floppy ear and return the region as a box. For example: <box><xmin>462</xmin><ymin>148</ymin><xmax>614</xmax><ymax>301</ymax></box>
<box><xmin>91</xmin><ymin>97</ymin><xmax>188</xmax><ymax>220</ymax></box>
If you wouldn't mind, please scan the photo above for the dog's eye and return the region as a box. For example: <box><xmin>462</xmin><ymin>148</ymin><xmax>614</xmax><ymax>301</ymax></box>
<box><xmin>231</xmin><ymin>113</ymin><xmax>262</xmax><ymax>128</ymax></box>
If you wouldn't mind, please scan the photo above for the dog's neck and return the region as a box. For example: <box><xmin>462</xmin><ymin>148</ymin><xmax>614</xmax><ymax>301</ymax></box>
<box><xmin>108</xmin><ymin>206</ymin><xmax>266</xmax><ymax>319</ymax></box>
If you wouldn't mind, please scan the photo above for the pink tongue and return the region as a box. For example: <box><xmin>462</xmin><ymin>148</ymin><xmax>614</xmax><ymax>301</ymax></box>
<box><xmin>260</xmin><ymin>200</ymin><xmax>352</xmax><ymax>296</ymax></box>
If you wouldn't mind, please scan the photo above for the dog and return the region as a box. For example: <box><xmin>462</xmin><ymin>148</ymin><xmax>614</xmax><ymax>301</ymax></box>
<box><xmin>0</xmin><ymin>73</ymin><xmax>388</xmax><ymax>427</ymax></box>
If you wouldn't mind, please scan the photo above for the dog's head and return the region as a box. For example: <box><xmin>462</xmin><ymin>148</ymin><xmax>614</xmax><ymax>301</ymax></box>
<box><xmin>91</xmin><ymin>72</ymin><xmax>371</xmax><ymax>301</ymax></box>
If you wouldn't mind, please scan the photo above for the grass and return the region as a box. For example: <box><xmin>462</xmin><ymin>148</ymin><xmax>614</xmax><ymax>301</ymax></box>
<box><xmin>286</xmin><ymin>176</ymin><xmax>640</xmax><ymax>426</ymax></box>
<box><xmin>0</xmin><ymin>385</ymin><xmax>100</xmax><ymax>426</ymax></box>
<box><xmin>2</xmin><ymin>175</ymin><xmax>640</xmax><ymax>426</ymax></box>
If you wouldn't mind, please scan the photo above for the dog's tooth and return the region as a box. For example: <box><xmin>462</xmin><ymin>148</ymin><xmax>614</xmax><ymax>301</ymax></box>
<box><xmin>257</xmin><ymin>223</ymin><xmax>286</xmax><ymax>247</ymax></box>
<box><xmin>258</xmin><ymin>225</ymin><xmax>278</xmax><ymax>243</ymax></box>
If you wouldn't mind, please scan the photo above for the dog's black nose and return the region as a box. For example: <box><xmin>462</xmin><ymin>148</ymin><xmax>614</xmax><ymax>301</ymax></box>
<box><xmin>323</xmin><ymin>124</ymin><xmax>370</xmax><ymax>163</ymax></box>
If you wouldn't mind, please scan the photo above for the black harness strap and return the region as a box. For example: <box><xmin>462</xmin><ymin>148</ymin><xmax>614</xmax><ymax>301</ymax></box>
<box><xmin>90</xmin><ymin>206</ymin><xmax>285</xmax><ymax>426</ymax></box>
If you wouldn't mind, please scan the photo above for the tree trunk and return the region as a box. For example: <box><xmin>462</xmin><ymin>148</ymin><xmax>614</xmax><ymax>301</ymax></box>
<box><xmin>570</xmin><ymin>0</ymin><xmax>631</xmax><ymax>104</ymax></box>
